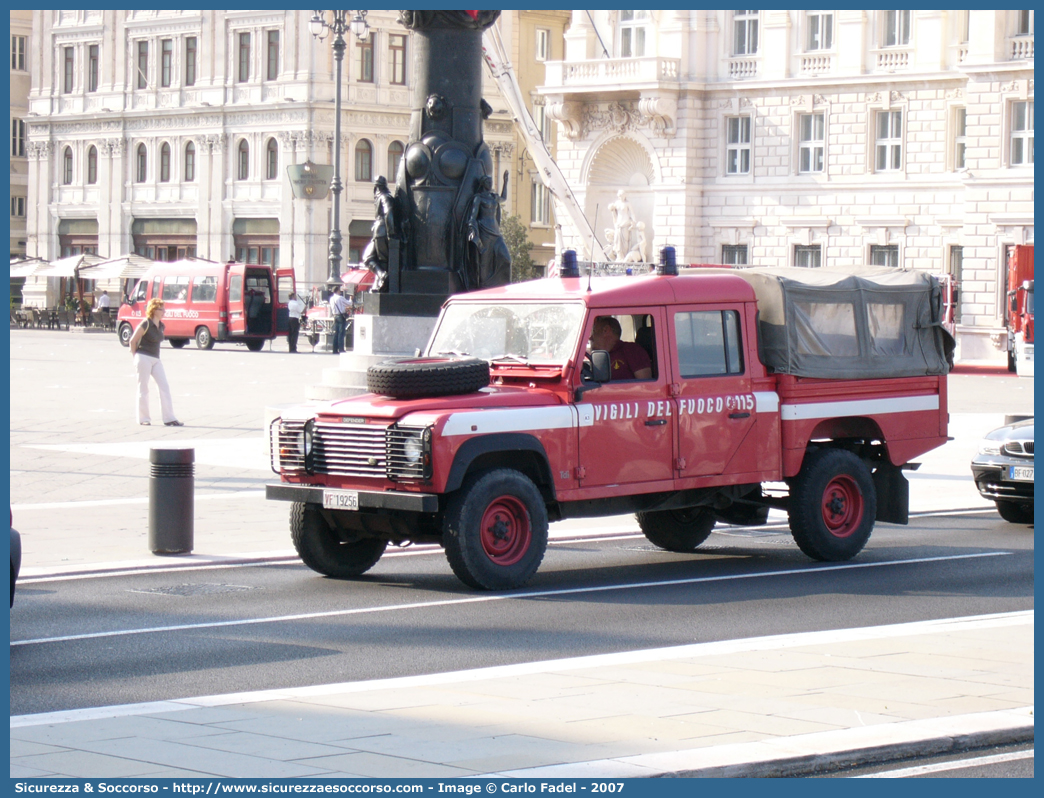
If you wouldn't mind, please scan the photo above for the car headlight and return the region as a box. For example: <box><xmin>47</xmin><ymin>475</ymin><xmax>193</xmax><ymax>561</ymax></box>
<box><xmin>403</xmin><ymin>434</ymin><xmax>424</xmax><ymax>465</ymax></box>
<box><xmin>978</xmin><ymin>439</ymin><xmax>1002</xmax><ymax>456</ymax></box>
<box><xmin>387</xmin><ymin>426</ymin><xmax>432</xmax><ymax>480</ymax></box>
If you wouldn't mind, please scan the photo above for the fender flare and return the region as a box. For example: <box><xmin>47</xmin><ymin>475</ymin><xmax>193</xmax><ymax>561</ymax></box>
<box><xmin>444</xmin><ymin>433</ymin><xmax>556</xmax><ymax>498</ymax></box>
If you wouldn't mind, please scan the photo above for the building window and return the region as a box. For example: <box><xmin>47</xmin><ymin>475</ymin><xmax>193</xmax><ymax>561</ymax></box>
<box><xmin>531</xmin><ymin>180</ymin><xmax>551</xmax><ymax>225</ymax></box>
<box><xmin>160</xmin><ymin>39</ymin><xmax>173</xmax><ymax>87</ymax></box>
<box><xmin>534</xmin><ymin>102</ymin><xmax>551</xmax><ymax>142</ymax></box>
<box><xmin>884</xmin><ymin>10</ymin><xmax>910</xmax><ymax>47</ymax></box>
<box><xmin>949</xmin><ymin>245</ymin><xmax>963</xmax><ymax>323</ymax></box>
<box><xmin>356</xmin><ymin>34</ymin><xmax>374</xmax><ymax>82</ymax></box>
<box><xmin>620</xmin><ymin>11</ymin><xmax>649</xmax><ymax>57</ymax></box>
<box><xmin>535</xmin><ymin>28</ymin><xmax>550</xmax><ymax>61</ymax></box>
<box><xmin>795</xmin><ymin>245</ymin><xmax>821</xmax><ymax>268</ymax></box>
<box><xmin>88</xmin><ymin>45</ymin><xmax>99</xmax><ymax>92</ymax></box>
<box><xmin>726</xmin><ymin>116</ymin><xmax>752</xmax><ymax>175</ymax></box>
<box><xmin>12</xmin><ymin>35</ymin><xmax>26</xmax><ymax>71</ymax></box>
<box><xmin>387</xmin><ymin>140</ymin><xmax>404</xmax><ymax>178</ymax></box>
<box><xmin>137</xmin><ymin>41</ymin><xmax>149</xmax><ymax>89</ymax></box>
<box><xmin>954</xmin><ymin>108</ymin><xmax>967</xmax><ymax>170</ymax></box>
<box><xmin>11</xmin><ymin>118</ymin><xmax>26</xmax><ymax>157</ymax></box>
<box><xmin>799</xmin><ymin>113</ymin><xmax>825</xmax><ymax>172</ymax></box>
<box><xmin>237</xmin><ymin>140</ymin><xmax>249</xmax><ymax>180</ymax></box>
<box><xmin>87</xmin><ymin>146</ymin><xmax>98</xmax><ymax>184</ymax></box>
<box><xmin>870</xmin><ymin>244</ymin><xmax>899</xmax><ymax>267</ymax></box>
<box><xmin>1016</xmin><ymin>10</ymin><xmax>1033</xmax><ymax>35</ymax></box>
<box><xmin>807</xmin><ymin>12</ymin><xmax>833</xmax><ymax>50</ymax></box>
<box><xmin>60</xmin><ymin>147</ymin><xmax>73</xmax><ymax>185</ymax></box>
<box><xmin>722</xmin><ymin>245</ymin><xmax>748</xmax><ymax>265</ymax></box>
<box><xmin>733</xmin><ymin>10</ymin><xmax>759</xmax><ymax>55</ymax></box>
<box><xmin>266</xmin><ymin>138</ymin><xmax>278</xmax><ymax>180</ymax></box>
<box><xmin>136</xmin><ymin>143</ymin><xmax>147</xmax><ymax>182</ymax></box>
<box><xmin>160</xmin><ymin>142</ymin><xmax>171</xmax><ymax>182</ymax></box>
<box><xmin>63</xmin><ymin>47</ymin><xmax>74</xmax><ymax>93</ymax></box>
<box><xmin>389</xmin><ymin>34</ymin><xmax>406</xmax><ymax>85</ymax></box>
<box><xmin>185</xmin><ymin>37</ymin><xmax>197</xmax><ymax>86</ymax></box>
<box><xmin>238</xmin><ymin>32</ymin><xmax>251</xmax><ymax>82</ymax></box>
<box><xmin>1011</xmin><ymin>101</ymin><xmax>1034</xmax><ymax>165</ymax></box>
<box><xmin>266</xmin><ymin>30</ymin><xmax>279</xmax><ymax>81</ymax></box>
<box><xmin>184</xmin><ymin>141</ymin><xmax>195</xmax><ymax>182</ymax></box>
<box><xmin>11</xmin><ymin>196</ymin><xmax>26</xmax><ymax>218</ymax></box>
<box><xmin>355</xmin><ymin>139</ymin><xmax>373</xmax><ymax>181</ymax></box>
<box><xmin>875</xmin><ymin>110</ymin><xmax>903</xmax><ymax>171</ymax></box>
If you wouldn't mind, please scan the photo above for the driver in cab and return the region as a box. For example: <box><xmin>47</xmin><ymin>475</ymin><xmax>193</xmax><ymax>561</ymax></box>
<box><xmin>589</xmin><ymin>316</ymin><xmax>652</xmax><ymax>380</ymax></box>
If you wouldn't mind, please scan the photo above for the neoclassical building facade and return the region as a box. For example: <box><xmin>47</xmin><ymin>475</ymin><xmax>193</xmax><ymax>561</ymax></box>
<box><xmin>540</xmin><ymin>10</ymin><xmax>1034</xmax><ymax>363</ymax></box>
<box><xmin>23</xmin><ymin>10</ymin><xmax>517</xmax><ymax>302</ymax></box>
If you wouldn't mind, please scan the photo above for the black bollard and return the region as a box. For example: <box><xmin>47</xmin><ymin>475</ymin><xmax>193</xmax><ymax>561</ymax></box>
<box><xmin>148</xmin><ymin>447</ymin><xmax>194</xmax><ymax>555</ymax></box>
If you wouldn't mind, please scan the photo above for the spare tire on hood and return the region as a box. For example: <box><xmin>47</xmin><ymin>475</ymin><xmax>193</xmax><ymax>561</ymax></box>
<box><xmin>367</xmin><ymin>357</ymin><xmax>490</xmax><ymax>399</ymax></box>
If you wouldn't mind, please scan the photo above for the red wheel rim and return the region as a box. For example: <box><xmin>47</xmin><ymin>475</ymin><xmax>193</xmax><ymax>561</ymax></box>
<box><xmin>479</xmin><ymin>496</ymin><xmax>532</xmax><ymax>566</ymax></box>
<box><xmin>820</xmin><ymin>475</ymin><xmax>864</xmax><ymax>538</ymax></box>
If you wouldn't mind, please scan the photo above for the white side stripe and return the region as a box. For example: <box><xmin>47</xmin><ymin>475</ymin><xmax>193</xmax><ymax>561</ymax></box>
<box><xmin>754</xmin><ymin>391</ymin><xmax>779</xmax><ymax>413</ymax></box>
<box><xmin>442</xmin><ymin>405</ymin><xmax>579</xmax><ymax>436</ymax></box>
<box><xmin>781</xmin><ymin>394</ymin><xmax>939</xmax><ymax>421</ymax></box>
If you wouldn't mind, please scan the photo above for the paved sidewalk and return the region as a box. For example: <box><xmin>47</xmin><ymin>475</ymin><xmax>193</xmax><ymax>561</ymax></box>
<box><xmin>9</xmin><ymin>331</ymin><xmax>1036</xmax><ymax>778</ymax></box>
<box><xmin>10</xmin><ymin>613</ymin><xmax>1033</xmax><ymax>778</ymax></box>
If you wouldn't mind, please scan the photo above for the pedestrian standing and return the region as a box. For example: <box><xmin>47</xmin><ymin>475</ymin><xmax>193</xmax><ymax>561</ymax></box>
<box><xmin>328</xmin><ymin>285</ymin><xmax>349</xmax><ymax>354</ymax></box>
<box><xmin>128</xmin><ymin>298</ymin><xmax>183</xmax><ymax>427</ymax></box>
<box><xmin>286</xmin><ymin>292</ymin><xmax>305</xmax><ymax>353</ymax></box>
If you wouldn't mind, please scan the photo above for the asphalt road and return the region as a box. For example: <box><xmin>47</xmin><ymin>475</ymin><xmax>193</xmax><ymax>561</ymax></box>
<box><xmin>10</xmin><ymin>510</ymin><xmax>1033</xmax><ymax>718</ymax></box>
<box><xmin>824</xmin><ymin>743</ymin><xmax>1034</xmax><ymax>778</ymax></box>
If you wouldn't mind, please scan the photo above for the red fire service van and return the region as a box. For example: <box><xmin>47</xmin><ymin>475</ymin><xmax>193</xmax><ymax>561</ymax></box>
<box><xmin>117</xmin><ymin>258</ymin><xmax>295</xmax><ymax>351</ymax></box>
<box><xmin>267</xmin><ymin>255</ymin><xmax>953</xmax><ymax>591</ymax></box>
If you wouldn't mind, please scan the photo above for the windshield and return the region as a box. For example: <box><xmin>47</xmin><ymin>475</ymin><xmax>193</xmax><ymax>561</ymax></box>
<box><xmin>1026</xmin><ymin>287</ymin><xmax>1034</xmax><ymax>316</ymax></box>
<box><xmin>428</xmin><ymin>302</ymin><xmax>586</xmax><ymax>364</ymax></box>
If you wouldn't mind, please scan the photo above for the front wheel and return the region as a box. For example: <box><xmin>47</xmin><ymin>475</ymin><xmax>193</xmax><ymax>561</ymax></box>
<box><xmin>118</xmin><ymin>323</ymin><xmax>133</xmax><ymax>347</ymax></box>
<box><xmin>443</xmin><ymin>469</ymin><xmax>548</xmax><ymax>590</ymax></box>
<box><xmin>996</xmin><ymin>499</ymin><xmax>1033</xmax><ymax>525</ymax></box>
<box><xmin>168</xmin><ymin>338</ymin><xmax>189</xmax><ymax>349</ymax></box>
<box><xmin>245</xmin><ymin>339</ymin><xmax>265</xmax><ymax>352</ymax></box>
<box><xmin>290</xmin><ymin>503</ymin><xmax>387</xmax><ymax>578</ymax></box>
<box><xmin>195</xmin><ymin>326</ymin><xmax>214</xmax><ymax>350</ymax></box>
<box><xmin>637</xmin><ymin>507</ymin><xmax>716</xmax><ymax>552</ymax></box>
<box><xmin>789</xmin><ymin>448</ymin><xmax>876</xmax><ymax>562</ymax></box>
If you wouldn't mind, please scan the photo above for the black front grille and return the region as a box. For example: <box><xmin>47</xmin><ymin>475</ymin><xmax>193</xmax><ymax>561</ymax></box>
<box><xmin>1002</xmin><ymin>440</ymin><xmax>1034</xmax><ymax>457</ymax></box>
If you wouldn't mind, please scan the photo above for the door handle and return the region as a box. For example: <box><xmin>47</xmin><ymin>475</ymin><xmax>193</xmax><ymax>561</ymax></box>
<box><xmin>728</xmin><ymin>412</ymin><xmax>750</xmax><ymax>419</ymax></box>
<box><xmin>645</xmin><ymin>418</ymin><xmax>667</xmax><ymax>427</ymax></box>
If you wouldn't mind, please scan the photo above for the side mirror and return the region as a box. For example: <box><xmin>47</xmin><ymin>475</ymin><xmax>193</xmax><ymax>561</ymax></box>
<box><xmin>589</xmin><ymin>350</ymin><xmax>611</xmax><ymax>383</ymax></box>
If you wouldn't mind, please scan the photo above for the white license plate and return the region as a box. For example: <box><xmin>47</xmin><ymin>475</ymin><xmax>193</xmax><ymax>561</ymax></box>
<box><xmin>1009</xmin><ymin>466</ymin><xmax>1034</xmax><ymax>482</ymax></box>
<box><xmin>323</xmin><ymin>489</ymin><xmax>359</xmax><ymax>510</ymax></box>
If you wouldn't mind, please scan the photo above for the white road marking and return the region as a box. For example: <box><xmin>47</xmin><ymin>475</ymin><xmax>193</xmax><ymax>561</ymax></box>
<box><xmin>10</xmin><ymin>552</ymin><xmax>1010</xmax><ymax>648</ymax></box>
<box><xmin>855</xmin><ymin>748</ymin><xmax>1034</xmax><ymax>777</ymax></box>
<box><xmin>10</xmin><ymin>610</ymin><xmax>1031</xmax><ymax>729</ymax></box>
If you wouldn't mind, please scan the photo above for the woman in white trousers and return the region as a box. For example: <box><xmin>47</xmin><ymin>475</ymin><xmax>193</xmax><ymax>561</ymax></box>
<box><xmin>128</xmin><ymin>298</ymin><xmax>183</xmax><ymax>426</ymax></box>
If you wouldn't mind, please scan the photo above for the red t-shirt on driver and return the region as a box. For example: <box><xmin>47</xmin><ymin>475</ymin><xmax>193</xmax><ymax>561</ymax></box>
<box><xmin>609</xmin><ymin>340</ymin><xmax>651</xmax><ymax>380</ymax></box>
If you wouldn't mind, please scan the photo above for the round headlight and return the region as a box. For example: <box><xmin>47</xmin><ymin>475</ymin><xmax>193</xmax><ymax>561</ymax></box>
<box><xmin>403</xmin><ymin>435</ymin><xmax>424</xmax><ymax>464</ymax></box>
<box><xmin>978</xmin><ymin>440</ymin><xmax>1002</xmax><ymax>456</ymax></box>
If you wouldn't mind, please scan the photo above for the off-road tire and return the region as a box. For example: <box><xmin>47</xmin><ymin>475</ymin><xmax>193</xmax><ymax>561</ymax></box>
<box><xmin>367</xmin><ymin>357</ymin><xmax>490</xmax><ymax>399</ymax></box>
<box><xmin>168</xmin><ymin>338</ymin><xmax>189</xmax><ymax>349</ymax></box>
<box><xmin>789</xmin><ymin>448</ymin><xmax>876</xmax><ymax>561</ymax></box>
<box><xmin>996</xmin><ymin>499</ymin><xmax>1033</xmax><ymax>525</ymax></box>
<box><xmin>637</xmin><ymin>507</ymin><xmax>716</xmax><ymax>552</ymax></box>
<box><xmin>290</xmin><ymin>502</ymin><xmax>387</xmax><ymax>578</ymax></box>
<box><xmin>443</xmin><ymin>469</ymin><xmax>548</xmax><ymax>590</ymax></box>
<box><xmin>118</xmin><ymin>323</ymin><xmax>133</xmax><ymax>347</ymax></box>
<box><xmin>245</xmin><ymin>339</ymin><xmax>265</xmax><ymax>352</ymax></box>
<box><xmin>195</xmin><ymin>326</ymin><xmax>214</xmax><ymax>350</ymax></box>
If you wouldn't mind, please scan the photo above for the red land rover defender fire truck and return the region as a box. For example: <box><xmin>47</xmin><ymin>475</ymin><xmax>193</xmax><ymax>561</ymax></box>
<box><xmin>267</xmin><ymin>257</ymin><xmax>953</xmax><ymax>590</ymax></box>
<box><xmin>117</xmin><ymin>258</ymin><xmax>295</xmax><ymax>351</ymax></box>
<box><xmin>1006</xmin><ymin>244</ymin><xmax>1034</xmax><ymax>376</ymax></box>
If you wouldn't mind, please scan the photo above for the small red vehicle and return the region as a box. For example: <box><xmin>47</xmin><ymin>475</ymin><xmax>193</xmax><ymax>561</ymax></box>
<box><xmin>267</xmin><ymin>261</ymin><xmax>953</xmax><ymax>590</ymax></box>
<box><xmin>302</xmin><ymin>267</ymin><xmax>375</xmax><ymax>348</ymax></box>
<box><xmin>117</xmin><ymin>258</ymin><xmax>295</xmax><ymax>351</ymax></box>
<box><xmin>1006</xmin><ymin>245</ymin><xmax>1034</xmax><ymax>376</ymax></box>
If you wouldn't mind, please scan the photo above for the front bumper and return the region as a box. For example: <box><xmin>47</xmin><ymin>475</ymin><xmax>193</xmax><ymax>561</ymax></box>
<box><xmin>970</xmin><ymin>456</ymin><xmax>1034</xmax><ymax>503</ymax></box>
<box><xmin>266</xmin><ymin>483</ymin><xmax>438</xmax><ymax>513</ymax></box>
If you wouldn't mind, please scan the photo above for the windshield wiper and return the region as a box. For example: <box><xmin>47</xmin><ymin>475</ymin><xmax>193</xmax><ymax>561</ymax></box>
<box><xmin>436</xmin><ymin>349</ymin><xmax>470</xmax><ymax>357</ymax></box>
<box><xmin>490</xmin><ymin>354</ymin><xmax>530</xmax><ymax>364</ymax></box>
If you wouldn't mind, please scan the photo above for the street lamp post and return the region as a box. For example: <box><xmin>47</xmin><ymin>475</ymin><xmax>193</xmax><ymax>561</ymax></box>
<box><xmin>310</xmin><ymin>10</ymin><xmax>369</xmax><ymax>293</ymax></box>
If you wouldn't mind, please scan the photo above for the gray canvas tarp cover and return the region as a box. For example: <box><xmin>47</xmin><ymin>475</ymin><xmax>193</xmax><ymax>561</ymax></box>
<box><xmin>696</xmin><ymin>266</ymin><xmax>954</xmax><ymax>379</ymax></box>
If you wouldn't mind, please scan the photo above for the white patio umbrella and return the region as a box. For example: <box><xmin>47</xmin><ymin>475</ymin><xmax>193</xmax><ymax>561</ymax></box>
<box><xmin>77</xmin><ymin>253</ymin><xmax>155</xmax><ymax>281</ymax></box>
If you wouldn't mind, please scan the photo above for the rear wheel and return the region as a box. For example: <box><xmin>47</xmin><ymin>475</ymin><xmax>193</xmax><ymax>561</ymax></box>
<box><xmin>118</xmin><ymin>323</ymin><xmax>133</xmax><ymax>347</ymax></box>
<box><xmin>996</xmin><ymin>499</ymin><xmax>1033</xmax><ymax>524</ymax></box>
<box><xmin>290</xmin><ymin>503</ymin><xmax>387</xmax><ymax>578</ymax></box>
<box><xmin>245</xmin><ymin>339</ymin><xmax>265</xmax><ymax>352</ymax></box>
<box><xmin>194</xmin><ymin>326</ymin><xmax>214</xmax><ymax>350</ymax></box>
<box><xmin>789</xmin><ymin>448</ymin><xmax>876</xmax><ymax>561</ymax></box>
<box><xmin>168</xmin><ymin>338</ymin><xmax>188</xmax><ymax>349</ymax></box>
<box><xmin>443</xmin><ymin>469</ymin><xmax>548</xmax><ymax>590</ymax></box>
<box><xmin>637</xmin><ymin>507</ymin><xmax>716</xmax><ymax>552</ymax></box>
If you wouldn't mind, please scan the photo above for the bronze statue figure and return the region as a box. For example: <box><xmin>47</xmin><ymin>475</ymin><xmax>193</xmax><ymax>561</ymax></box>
<box><xmin>461</xmin><ymin>172</ymin><xmax>511</xmax><ymax>290</ymax></box>
<box><xmin>362</xmin><ymin>176</ymin><xmax>401</xmax><ymax>292</ymax></box>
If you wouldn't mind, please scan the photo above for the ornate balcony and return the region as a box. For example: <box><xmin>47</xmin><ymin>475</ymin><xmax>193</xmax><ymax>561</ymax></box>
<box><xmin>728</xmin><ymin>57</ymin><xmax>759</xmax><ymax>80</ymax></box>
<box><xmin>874</xmin><ymin>48</ymin><xmax>911</xmax><ymax>72</ymax></box>
<box><xmin>542</xmin><ymin>57</ymin><xmax>681</xmax><ymax>92</ymax></box>
<box><xmin>799</xmin><ymin>53</ymin><xmax>833</xmax><ymax>75</ymax></box>
<box><xmin>1010</xmin><ymin>36</ymin><xmax>1034</xmax><ymax>60</ymax></box>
